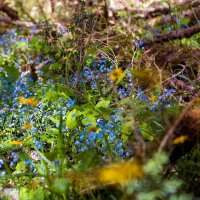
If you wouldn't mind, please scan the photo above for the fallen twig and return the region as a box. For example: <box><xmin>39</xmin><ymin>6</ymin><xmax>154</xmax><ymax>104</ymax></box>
<box><xmin>111</xmin><ymin>0</ymin><xmax>200</xmax><ymax>19</ymax></box>
<box><xmin>158</xmin><ymin>89</ymin><xmax>200</xmax><ymax>152</ymax></box>
<box><xmin>139</xmin><ymin>23</ymin><xmax>200</xmax><ymax>47</ymax></box>
<box><xmin>0</xmin><ymin>1</ymin><xmax>19</xmax><ymax>20</ymax></box>
<box><xmin>149</xmin><ymin>5</ymin><xmax>200</xmax><ymax>27</ymax></box>
<box><xmin>0</xmin><ymin>16</ymin><xmax>34</xmax><ymax>27</ymax></box>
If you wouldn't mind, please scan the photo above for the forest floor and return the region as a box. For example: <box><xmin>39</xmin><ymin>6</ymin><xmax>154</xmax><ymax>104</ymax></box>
<box><xmin>0</xmin><ymin>1</ymin><xmax>200</xmax><ymax>199</ymax></box>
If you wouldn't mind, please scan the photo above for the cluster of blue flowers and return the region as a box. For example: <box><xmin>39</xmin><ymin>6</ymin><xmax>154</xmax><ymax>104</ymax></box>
<box><xmin>69</xmin><ymin>58</ymin><xmax>134</xmax><ymax>99</ymax></box>
<box><xmin>150</xmin><ymin>88</ymin><xmax>176</xmax><ymax>111</ymax></box>
<box><xmin>9</xmin><ymin>152</ymin><xmax>19</xmax><ymax>168</ymax></box>
<box><xmin>74</xmin><ymin>112</ymin><xmax>132</xmax><ymax>158</ymax></box>
<box><xmin>0</xmin><ymin>28</ymin><xmax>62</xmax><ymax>173</ymax></box>
<box><xmin>0</xmin><ymin>26</ymin><xmax>134</xmax><ymax>175</ymax></box>
<box><xmin>0</xmin><ymin>28</ymin><xmax>19</xmax><ymax>53</ymax></box>
<box><xmin>0</xmin><ymin>159</ymin><xmax>4</xmax><ymax>168</ymax></box>
<box><xmin>0</xmin><ymin>24</ymin><xmax>177</xmax><ymax>176</ymax></box>
<box><xmin>69</xmin><ymin>58</ymin><xmax>114</xmax><ymax>89</ymax></box>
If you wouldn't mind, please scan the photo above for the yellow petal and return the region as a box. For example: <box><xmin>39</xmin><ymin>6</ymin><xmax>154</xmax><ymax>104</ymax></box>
<box><xmin>149</xmin><ymin>96</ymin><xmax>157</xmax><ymax>104</ymax></box>
<box><xmin>108</xmin><ymin>68</ymin><xmax>123</xmax><ymax>82</ymax></box>
<box><xmin>98</xmin><ymin>161</ymin><xmax>144</xmax><ymax>184</ymax></box>
<box><xmin>21</xmin><ymin>123</ymin><xmax>33</xmax><ymax>130</ymax></box>
<box><xmin>19</xmin><ymin>97</ymin><xmax>38</xmax><ymax>106</ymax></box>
<box><xmin>173</xmin><ymin>135</ymin><xmax>188</xmax><ymax>144</ymax></box>
<box><xmin>9</xmin><ymin>141</ymin><xmax>24</xmax><ymax>145</ymax></box>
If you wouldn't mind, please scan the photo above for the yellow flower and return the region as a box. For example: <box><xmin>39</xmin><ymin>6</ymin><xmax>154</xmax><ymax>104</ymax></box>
<box><xmin>194</xmin><ymin>98</ymin><xmax>200</xmax><ymax>103</ymax></box>
<box><xmin>63</xmin><ymin>56</ymin><xmax>68</xmax><ymax>61</ymax></box>
<box><xmin>149</xmin><ymin>96</ymin><xmax>157</xmax><ymax>104</ymax></box>
<box><xmin>108</xmin><ymin>68</ymin><xmax>123</xmax><ymax>82</ymax></box>
<box><xmin>98</xmin><ymin>161</ymin><xmax>144</xmax><ymax>184</ymax></box>
<box><xmin>65</xmin><ymin>23</ymin><xmax>75</xmax><ymax>28</ymax></box>
<box><xmin>173</xmin><ymin>135</ymin><xmax>188</xmax><ymax>144</ymax></box>
<box><xmin>21</xmin><ymin>123</ymin><xmax>33</xmax><ymax>130</ymax></box>
<box><xmin>19</xmin><ymin>97</ymin><xmax>38</xmax><ymax>106</ymax></box>
<box><xmin>9</xmin><ymin>141</ymin><xmax>24</xmax><ymax>145</ymax></box>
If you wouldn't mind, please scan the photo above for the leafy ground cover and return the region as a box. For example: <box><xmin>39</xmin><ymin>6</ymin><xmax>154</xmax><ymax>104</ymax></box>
<box><xmin>0</xmin><ymin>0</ymin><xmax>200</xmax><ymax>199</ymax></box>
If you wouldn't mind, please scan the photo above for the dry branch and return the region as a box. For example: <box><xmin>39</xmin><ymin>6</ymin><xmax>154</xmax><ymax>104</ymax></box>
<box><xmin>149</xmin><ymin>5</ymin><xmax>200</xmax><ymax>27</ymax></box>
<box><xmin>112</xmin><ymin>5</ymin><xmax>169</xmax><ymax>19</ymax></box>
<box><xmin>0</xmin><ymin>1</ymin><xmax>19</xmax><ymax>20</ymax></box>
<box><xmin>158</xmin><ymin>91</ymin><xmax>200</xmax><ymax>153</ymax></box>
<box><xmin>140</xmin><ymin>24</ymin><xmax>200</xmax><ymax>47</ymax></box>
<box><xmin>111</xmin><ymin>0</ymin><xmax>200</xmax><ymax>19</ymax></box>
<box><xmin>0</xmin><ymin>16</ymin><xmax>33</xmax><ymax>27</ymax></box>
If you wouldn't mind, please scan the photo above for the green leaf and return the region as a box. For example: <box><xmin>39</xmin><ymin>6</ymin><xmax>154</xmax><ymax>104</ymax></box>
<box><xmin>81</xmin><ymin>104</ymin><xmax>99</xmax><ymax>116</ymax></box>
<box><xmin>140</xmin><ymin>122</ymin><xmax>154</xmax><ymax>141</ymax></box>
<box><xmin>121</xmin><ymin>121</ymin><xmax>133</xmax><ymax>142</ymax></box>
<box><xmin>42</xmin><ymin>90</ymin><xmax>58</xmax><ymax>103</ymax></box>
<box><xmin>82</xmin><ymin>114</ymin><xmax>96</xmax><ymax>126</ymax></box>
<box><xmin>33</xmin><ymin>187</ymin><xmax>44</xmax><ymax>200</ymax></box>
<box><xmin>19</xmin><ymin>188</ymin><xmax>34</xmax><ymax>200</ymax></box>
<box><xmin>52</xmin><ymin>178</ymin><xmax>69</xmax><ymax>194</ymax></box>
<box><xmin>85</xmin><ymin>55</ymin><xmax>94</xmax><ymax>66</ymax></box>
<box><xmin>0</xmin><ymin>71</ymin><xmax>4</xmax><ymax>78</ymax></box>
<box><xmin>101</xmin><ymin>108</ymin><xmax>112</xmax><ymax>120</ymax></box>
<box><xmin>122</xmin><ymin>121</ymin><xmax>132</xmax><ymax>135</ymax></box>
<box><xmin>49</xmin><ymin>62</ymin><xmax>62</xmax><ymax>70</ymax></box>
<box><xmin>76</xmin><ymin>149</ymin><xmax>100</xmax><ymax>170</ymax></box>
<box><xmin>16</xmin><ymin>161</ymin><xmax>25</xmax><ymax>171</ymax></box>
<box><xmin>180</xmin><ymin>17</ymin><xmax>190</xmax><ymax>26</ymax></box>
<box><xmin>50</xmin><ymin>117</ymin><xmax>60</xmax><ymax>125</ymax></box>
<box><xmin>4</xmin><ymin>65</ymin><xmax>20</xmax><ymax>81</ymax></box>
<box><xmin>96</xmin><ymin>99</ymin><xmax>110</xmax><ymax>108</ymax></box>
<box><xmin>42</xmin><ymin>86</ymin><xmax>74</xmax><ymax>104</ymax></box>
<box><xmin>34</xmin><ymin>161</ymin><xmax>48</xmax><ymax>175</ymax></box>
<box><xmin>66</xmin><ymin>109</ymin><xmax>81</xmax><ymax>129</ymax></box>
<box><xmin>16</xmin><ymin>41</ymin><xmax>27</xmax><ymax>49</ymax></box>
<box><xmin>57</xmin><ymin>85</ymin><xmax>74</xmax><ymax>97</ymax></box>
